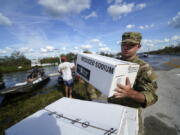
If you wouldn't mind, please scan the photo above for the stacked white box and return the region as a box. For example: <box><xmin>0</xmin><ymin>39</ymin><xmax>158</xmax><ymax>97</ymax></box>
<box><xmin>76</xmin><ymin>53</ymin><xmax>139</xmax><ymax>97</ymax></box>
<box><xmin>5</xmin><ymin>98</ymin><xmax>139</xmax><ymax>135</ymax></box>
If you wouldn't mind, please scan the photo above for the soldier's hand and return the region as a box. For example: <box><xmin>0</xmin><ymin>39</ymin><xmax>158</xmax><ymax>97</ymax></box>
<box><xmin>113</xmin><ymin>77</ymin><xmax>135</xmax><ymax>98</ymax></box>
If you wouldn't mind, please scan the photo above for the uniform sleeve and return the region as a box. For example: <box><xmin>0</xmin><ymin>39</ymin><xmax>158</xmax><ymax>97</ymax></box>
<box><xmin>134</xmin><ymin>65</ymin><xmax>158</xmax><ymax>108</ymax></box>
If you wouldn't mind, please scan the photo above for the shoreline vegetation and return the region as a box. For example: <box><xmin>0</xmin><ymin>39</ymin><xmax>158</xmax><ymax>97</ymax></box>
<box><xmin>0</xmin><ymin>51</ymin><xmax>31</xmax><ymax>74</ymax></box>
<box><xmin>0</xmin><ymin>52</ymin><xmax>76</xmax><ymax>73</ymax></box>
<box><xmin>146</xmin><ymin>44</ymin><xmax>180</xmax><ymax>55</ymax></box>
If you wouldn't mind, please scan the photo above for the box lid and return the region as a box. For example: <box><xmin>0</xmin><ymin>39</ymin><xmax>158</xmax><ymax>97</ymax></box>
<box><xmin>5</xmin><ymin>98</ymin><xmax>138</xmax><ymax>135</ymax></box>
<box><xmin>79</xmin><ymin>53</ymin><xmax>138</xmax><ymax>66</ymax></box>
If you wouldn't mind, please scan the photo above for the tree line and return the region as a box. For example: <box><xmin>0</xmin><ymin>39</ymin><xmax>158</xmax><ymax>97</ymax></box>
<box><xmin>0</xmin><ymin>51</ymin><xmax>31</xmax><ymax>73</ymax></box>
<box><xmin>40</xmin><ymin>53</ymin><xmax>76</xmax><ymax>64</ymax></box>
<box><xmin>147</xmin><ymin>44</ymin><xmax>180</xmax><ymax>55</ymax></box>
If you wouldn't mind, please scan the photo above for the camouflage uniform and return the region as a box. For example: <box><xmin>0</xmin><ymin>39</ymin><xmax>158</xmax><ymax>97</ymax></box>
<box><xmin>108</xmin><ymin>32</ymin><xmax>158</xmax><ymax>135</ymax></box>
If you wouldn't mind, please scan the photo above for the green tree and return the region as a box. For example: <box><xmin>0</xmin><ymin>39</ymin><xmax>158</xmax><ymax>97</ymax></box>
<box><xmin>0</xmin><ymin>51</ymin><xmax>31</xmax><ymax>73</ymax></box>
<box><xmin>40</xmin><ymin>57</ymin><xmax>59</xmax><ymax>64</ymax></box>
<box><xmin>83</xmin><ymin>50</ymin><xmax>92</xmax><ymax>54</ymax></box>
<box><xmin>99</xmin><ymin>52</ymin><xmax>114</xmax><ymax>57</ymax></box>
<box><xmin>148</xmin><ymin>44</ymin><xmax>180</xmax><ymax>55</ymax></box>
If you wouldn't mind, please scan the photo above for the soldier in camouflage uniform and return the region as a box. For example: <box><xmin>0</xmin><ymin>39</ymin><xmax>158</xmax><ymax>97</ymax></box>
<box><xmin>108</xmin><ymin>32</ymin><xmax>158</xmax><ymax>135</ymax></box>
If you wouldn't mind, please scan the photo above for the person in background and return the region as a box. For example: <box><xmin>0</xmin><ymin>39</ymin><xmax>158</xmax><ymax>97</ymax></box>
<box><xmin>27</xmin><ymin>65</ymin><xmax>43</xmax><ymax>83</ymax></box>
<box><xmin>58</xmin><ymin>56</ymin><xmax>75</xmax><ymax>98</ymax></box>
<box><xmin>108</xmin><ymin>32</ymin><xmax>158</xmax><ymax>135</ymax></box>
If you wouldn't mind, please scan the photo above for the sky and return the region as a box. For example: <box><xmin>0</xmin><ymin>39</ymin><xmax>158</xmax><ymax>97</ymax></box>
<box><xmin>0</xmin><ymin>0</ymin><xmax>180</xmax><ymax>59</ymax></box>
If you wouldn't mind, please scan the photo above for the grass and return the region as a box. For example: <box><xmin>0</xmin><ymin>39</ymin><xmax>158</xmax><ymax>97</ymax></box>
<box><xmin>0</xmin><ymin>89</ymin><xmax>63</xmax><ymax>135</ymax></box>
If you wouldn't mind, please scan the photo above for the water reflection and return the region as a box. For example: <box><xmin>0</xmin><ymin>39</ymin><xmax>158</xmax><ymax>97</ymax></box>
<box><xmin>140</xmin><ymin>55</ymin><xmax>180</xmax><ymax>70</ymax></box>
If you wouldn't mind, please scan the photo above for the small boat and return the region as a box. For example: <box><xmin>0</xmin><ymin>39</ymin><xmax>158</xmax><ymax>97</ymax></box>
<box><xmin>143</xmin><ymin>53</ymin><xmax>149</xmax><ymax>57</ymax></box>
<box><xmin>0</xmin><ymin>75</ymin><xmax>50</xmax><ymax>95</ymax></box>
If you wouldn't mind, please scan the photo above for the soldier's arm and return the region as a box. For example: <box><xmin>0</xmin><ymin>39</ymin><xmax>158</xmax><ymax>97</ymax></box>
<box><xmin>114</xmin><ymin>78</ymin><xmax>146</xmax><ymax>104</ymax></box>
<box><xmin>113</xmin><ymin>66</ymin><xmax>158</xmax><ymax>108</ymax></box>
<box><xmin>133</xmin><ymin>66</ymin><xmax>158</xmax><ymax>107</ymax></box>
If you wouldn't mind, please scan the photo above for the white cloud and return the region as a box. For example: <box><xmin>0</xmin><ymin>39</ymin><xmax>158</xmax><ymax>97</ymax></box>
<box><xmin>90</xmin><ymin>38</ymin><xmax>100</xmax><ymax>43</ymax></box>
<box><xmin>138</xmin><ymin>24</ymin><xmax>154</xmax><ymax>29</ymax></box>
<box><xmin>0</xmin><ymin>13</ymin><xmax>12</xmax><ymax>26</ymax></box>
<box><xmin>146</xmin><ymin>43</ymin><xmax>154</xmax><ymax>47</ymax></box>
<box><xmin>12</xmin><ymin>28</ymin><xmax>48</xmax><ymax>50</ymax></box>
<box><xmin>19</xmin><ymin>47</ymin><xmax>34</xmax><ymax>53</ymax></box>
<box><xmin>139</xmin><ymin>25</ymin><xmax>145</xmax><ymax>29</ymax></box>
<box><xmin>0</xmin><ymin>49</ymin><xmax>7</xmax><ymax>55</ymax></box>
<box><xmin>171</xmin><ymin>35</ymin><xmax>180</xmax><ymax>41</ymax></box>
<box><xmin>84</xmin><ymin>11</ymin><xmax>97</xmax><ymax>19</ymax></box>
<box><xmin>107</xmin><ymin>0</ymin><xmax>123</xmax><ymax>4</ymax></box>
<box><xmin>74</xmin><ymin>46</ymin><xmax>79</xmax><ymax>50</ymax></box>
<box><xmin>142</xmin><ymin>39</ymin><xmax>163</xmax><ymax>44</ymax></box>
<box><xmin>107</xmin><ymin>3</ymin><xmax>134</xmax><ymax>20</ymax></box>
<box><xmin>40</xmin><ymin>46</ymin><xmax>55</xmax><ymax>53</ymax></box>
<box><xmin>168</xmin><ymin>12</ymin><xmax>180</xmax><ymax>28</ymax></box>
<box><xmin>115</xmin><ymin>0</ymin><xmax>123</xmax><ymax>4</ymax></box>
<box><xmin>126</xmin><ymin>24</ymin><xmax>135</xmax><ymax>29</ymax></box>
<box><xmin>164</xmin><ymin>38</ymin><xmax>170</xmax><ymax>42</ymax></box>
<box><xmin>125</xmin><ymin>24</ymin><xmax>154</xmax><ymax>30</ymax></box>
<box><xmin>99</xmin><ymin>47</ymin><xmax>111</xmax><ymax>52</ymax></box>
<box><xmin>107</xmin><ymin>0</ymin><xmax>114</xmax><ymax>4</ymax></box>
<box><xmin>107</xmin><ymin>2</ymin><xmax>146</xmax><ymax>20</ymax></box>
<box><xmin>38</xmin><ymin>0</ymin><xmax>91</xmax><ymax>17</ymax></box>
<box><xmin>142</xmin><ymin>35</ymin><xmax>180</xmax><ymax>47</ymax></box>
<box><xmin>90</xmin><ymin>38</ymin><xmax>106</xmax><ymax>47</ymax></box>
<box><xmin>136</xmin><ymin>3</ymin><xmax>146</xmax><ymax>10</ymax></box>
<box><xmin>80</xmin><ymin>44</ymin><xmax>92</xmax><ymax>50</ymax></box>
<box><xmin>46</xmin><ymin>46</ymin><xmax>55</xmax><ymax>51</ymax></box>
<box><xmin>5</xmin><ymin>47</ymin><xmax>13</xmax><ymax>51</ymax></box>
<box><xmin>116</xmin><ymin>40</ymin><xmax>120</xmax><ymax>45</ymax></box>
<box><xmin>150</xmin><ymin>24</ymin><xmax>154</xmax><ymax>27</ymax></box>
<box><xmin>40</xmin><ymin>48</ymin><xmax>48</xmax><ymax>53</ymax></box>
<box><xmin>0</xmin><ymin>47</ymin><xmax>14</xmax><ymax>55</ymax></box>
<box><xmin>62</xmin><ymin>47</ymin><xmax>66</xmax><ymax>51</ymax></box>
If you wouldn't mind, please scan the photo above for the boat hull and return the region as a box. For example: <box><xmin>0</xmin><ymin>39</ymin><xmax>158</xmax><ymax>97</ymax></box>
<box><xmin>0</xmin><ymin>76</ymin><xmax>50</xmax><ymax>96</ymax></box>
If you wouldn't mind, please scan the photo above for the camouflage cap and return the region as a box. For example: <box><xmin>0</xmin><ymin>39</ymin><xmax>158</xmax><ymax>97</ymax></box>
<box><xmin>122</xmin><ymin>32</ymin><xmax>142</xmax><ymax>44</ymax></box>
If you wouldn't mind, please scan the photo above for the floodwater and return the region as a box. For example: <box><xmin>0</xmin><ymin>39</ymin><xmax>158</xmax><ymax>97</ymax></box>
<box><xmin>1</xmin><ymin>54</ymin><xmax>180</xmax><ymax>94</ymax></box>
<box><xmin>139</xmin><ymin>54</ymin><xmax>180</xmax><ymax>70</ymax></box>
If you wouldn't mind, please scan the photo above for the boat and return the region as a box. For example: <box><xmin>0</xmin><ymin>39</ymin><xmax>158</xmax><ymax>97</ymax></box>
<box><xmin>0</xmin><ymin>75</ymin><xmax>50</xmax><ymax>95</ymax></box>
<box><xmin>138</xmin><ymin>53</ymin><xmax>149</xmax><ymax>58</ymax></box>
<box><xmin>143</xmin><ymin>53</ymin><xmax>149</xmax><ymax>57</ymax></box>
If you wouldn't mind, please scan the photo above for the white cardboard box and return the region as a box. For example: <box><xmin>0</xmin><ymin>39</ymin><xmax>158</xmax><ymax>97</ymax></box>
<box><xmin>76</xmin><ymin>53</ymin><xmax>139</xmax><ymax>97</ymax></box>
<box><xmin>5</xmin><ymin>98</ymin><xmax>139</xmax><ymax>135</ymax></box>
